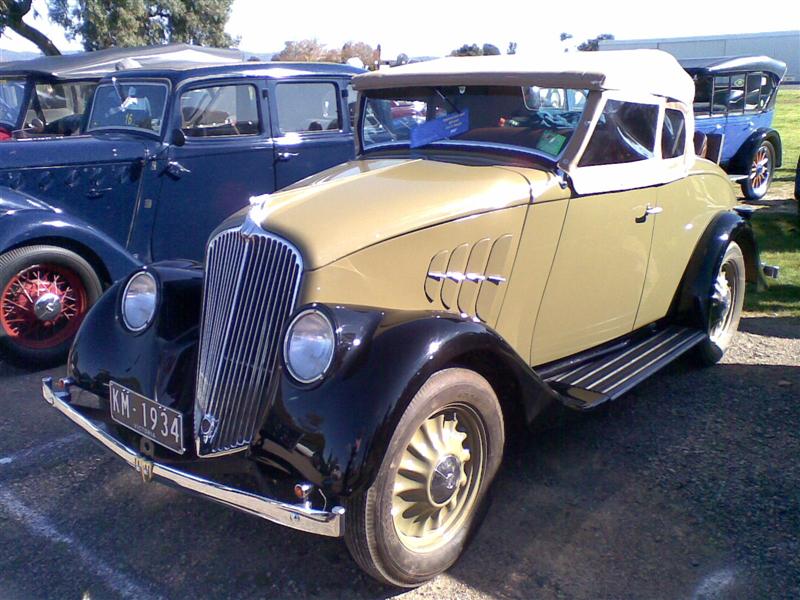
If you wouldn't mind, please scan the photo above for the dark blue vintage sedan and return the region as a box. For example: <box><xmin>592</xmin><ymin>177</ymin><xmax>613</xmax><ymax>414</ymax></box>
<box><xmin>681</xmin><ymin>56</ymin><xmax>787</xmax><ymax>200</ymax></box>
<box><xmin>0</xmin><ymin>44</ymin><xmax>242</xmax><ymax>140</ymax></box>
<box><xmin>0</xmin><ymin>60</ymin><xmax>362</xmax><ymax>363</ymax></box>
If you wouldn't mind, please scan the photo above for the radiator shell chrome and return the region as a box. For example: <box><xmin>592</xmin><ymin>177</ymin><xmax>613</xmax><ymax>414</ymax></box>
<box><xmin>194</xmin><ymin>216</ymin><xmax>302</xmax><ymax>456</ymax></box>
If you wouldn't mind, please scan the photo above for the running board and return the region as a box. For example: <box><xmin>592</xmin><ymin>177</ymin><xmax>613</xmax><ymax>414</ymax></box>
<box><xmin>540</xmin><ymin>326</ymin><xmax>707</xmax><ymax>410</ymax></box>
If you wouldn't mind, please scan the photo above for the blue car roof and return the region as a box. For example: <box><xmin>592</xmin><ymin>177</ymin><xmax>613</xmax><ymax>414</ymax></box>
<box><xmin>102</xmin><ymin>61</ymin><xmax>365</xmax><ymax>85</ymax></box>
<box><xmin>679</xmin><ymin>56</ymin><xmax>787</xmax><ymax>79</ymax></box>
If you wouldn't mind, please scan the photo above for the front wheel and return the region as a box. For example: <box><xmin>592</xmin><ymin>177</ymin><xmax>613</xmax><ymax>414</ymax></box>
<box><xmin>345</xmin><ymin>368</ymin><xmax>504</xmax><ymax>587</ymax></box>
<box><xmin>741</xmin><ymin>140</ymin><xmax>775</xmax><ymax>200</ymax></box>
<box><xmin>0</xmin><ymin>245</ymin><xmax>102</xmax><ymax>366</ymax></box>
<box><xmin>694</xmin><ymin>242</ymin><xmax>746</xmax><ymax>366</ymax></box>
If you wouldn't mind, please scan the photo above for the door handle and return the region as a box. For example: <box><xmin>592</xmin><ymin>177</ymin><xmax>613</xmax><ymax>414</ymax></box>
<box><xmin>164</xmin><ymin>161</ymin><xmax>191</xmax><ymax>179</ymax></box>
<box><xmin>86</xmin><ymin>187</ymin><xmax>113</xmax><ymax>198</ymax></box>
<box><xmin>276</xmin><ymin>151</ymin><xmax>299</xmax><ymax>161</ymax></box>
<box><xmin>636</xmin><ymin>205</ymin><xmax>663</xmax><ymax>223</ymax></box>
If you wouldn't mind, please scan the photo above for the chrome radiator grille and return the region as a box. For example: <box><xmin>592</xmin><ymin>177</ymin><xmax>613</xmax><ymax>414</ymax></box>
<box><xmin>194</xmin><ymin>218</ymin><xmax>302</xmax><ymax>456</ymax></box>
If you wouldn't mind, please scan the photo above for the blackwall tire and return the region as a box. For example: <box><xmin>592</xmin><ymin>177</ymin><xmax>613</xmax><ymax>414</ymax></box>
<box><xmin>0</xmin><ymin>245</ymin><xmax>102</xmax><ymax>367</ymax></box>
<box><xmin>344</xmin><ymin>368</ymin><xmax>504</xmax><ymax>587</ymax></box>
<box><xmin>694</xmin><ymin>242</ymin><xmax>746</xmax><ymax>366</ymax></box>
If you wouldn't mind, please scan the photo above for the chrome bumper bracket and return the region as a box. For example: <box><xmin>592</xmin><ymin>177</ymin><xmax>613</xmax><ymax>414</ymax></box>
<box><xmin>41</xmin><ymin>378</ymin><xmax>345</xmax><ymax>537</ymax></box>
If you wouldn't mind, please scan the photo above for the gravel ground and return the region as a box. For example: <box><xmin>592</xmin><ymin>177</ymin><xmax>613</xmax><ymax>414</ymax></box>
<box><xmin>0</xmin><ymin>316</ymin><xmax>797</xmax><ymax>600</ymax></box>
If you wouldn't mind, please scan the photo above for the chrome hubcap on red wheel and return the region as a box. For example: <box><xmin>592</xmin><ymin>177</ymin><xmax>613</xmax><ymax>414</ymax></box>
<box><xmin>1</xmin><ymin>264</ymin><xmax>87</xmax><ymax>349</ymax></box>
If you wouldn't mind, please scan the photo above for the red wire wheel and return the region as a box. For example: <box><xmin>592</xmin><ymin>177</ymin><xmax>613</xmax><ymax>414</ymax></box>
<box><xmin>0</xmin><ymin>262</ymin><xmax>89</xmax><ymax>350</ymax></box>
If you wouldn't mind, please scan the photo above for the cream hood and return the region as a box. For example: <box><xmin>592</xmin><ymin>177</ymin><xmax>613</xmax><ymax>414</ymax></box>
<box><xmin>247</xmin><ymin>158</ymin><xmax>536</xmax><ymax>269</ymax></box>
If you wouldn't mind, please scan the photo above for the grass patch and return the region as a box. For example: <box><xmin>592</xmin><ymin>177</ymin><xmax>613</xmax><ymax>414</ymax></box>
<box><xmin>745</xmin><ymin>211</ymin><xmax>800</xmax><ymax>316</ymax></box>
<box><xmin>766</xmin><ymin>88</ymin><xmax>800</xmax><ymax>200</ymax></box>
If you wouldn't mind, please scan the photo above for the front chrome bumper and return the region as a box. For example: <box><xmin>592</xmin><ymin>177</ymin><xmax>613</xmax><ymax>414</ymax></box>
<box><xmin>42</xmin><ymin>377</ymin><xmax>344</xmax><ymax>537</ymax></box>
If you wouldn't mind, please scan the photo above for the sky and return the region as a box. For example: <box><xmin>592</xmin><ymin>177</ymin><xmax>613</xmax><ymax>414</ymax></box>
<box><xmin>1</xmin><ymin>0</ymin><xmax>799</xmax><ymax>59</ymax></box>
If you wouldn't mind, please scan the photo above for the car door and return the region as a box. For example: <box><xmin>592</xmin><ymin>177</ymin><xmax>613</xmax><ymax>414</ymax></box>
<box><xmin>530</xmin><ymin>97</ymin><xmax>662</xmax><ymax>365</ymax></box>
<box><xmin>269</xmin><ymin>78</ymin><xmax>355</xmax><ymax>189</ymax></box>
<box><xmin>151</xmin><ymin>78</ymin><xmax>275</xmax><ymax>262</ymax></box>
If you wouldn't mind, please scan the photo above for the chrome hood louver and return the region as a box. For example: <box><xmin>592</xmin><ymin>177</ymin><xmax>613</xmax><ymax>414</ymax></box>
<box><xmin>194</xmin><ymin>215</ymin><xmax>302</xmax><ymax>456</ymax></box>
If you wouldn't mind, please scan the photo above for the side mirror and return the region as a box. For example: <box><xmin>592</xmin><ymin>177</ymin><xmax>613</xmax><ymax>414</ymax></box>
<box><xmin>172</xmin><ymin>128</ymin><xmax>186</xmax><ymax>147</ymax></box>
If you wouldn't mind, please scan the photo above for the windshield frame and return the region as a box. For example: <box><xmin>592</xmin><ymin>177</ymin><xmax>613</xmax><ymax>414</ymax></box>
<box><xmin>86</xmin><ymin>78</ymin><xmax>171</xmax><ymax>138</ymax></box>
<box><xmin>0</xmin><ymin>75</ymin><xmax>32</xmax><ymax>130</ymax></box>
<box><xmin>357</xmin><ymin>85</ymin><xmax>588</xmax><ymax>164</ymax></box>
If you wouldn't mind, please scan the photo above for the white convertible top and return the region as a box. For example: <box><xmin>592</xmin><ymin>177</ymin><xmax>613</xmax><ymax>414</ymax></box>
<box><xmin>353</xmin><ymin>49</ymin><xmax>695</xmax><ymax>106</ymax></box>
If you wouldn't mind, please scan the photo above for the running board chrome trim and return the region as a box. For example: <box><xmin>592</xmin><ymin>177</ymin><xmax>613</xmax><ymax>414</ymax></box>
<box><xmin>542</xmin><ymin>326</ymin><xmax>706</xmax><ymax>410</ymax></box>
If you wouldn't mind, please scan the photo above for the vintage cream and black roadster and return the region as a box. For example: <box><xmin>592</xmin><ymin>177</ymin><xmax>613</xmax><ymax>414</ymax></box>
<box><xmin>43</xmin><ymin>50</ymin><xmax>775</xmax><ymax>586</ymax></box>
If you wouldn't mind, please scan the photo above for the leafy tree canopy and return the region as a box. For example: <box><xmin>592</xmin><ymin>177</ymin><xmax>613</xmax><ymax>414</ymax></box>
<box><xmin>451</xmin><ymin>42</ymin><xmax>515</xmax><ymax>57</ymax></box>
<box><xmin>273</xmin><ymin>38</ymin><xmax>376</xmax><ymax>67</ymax></box>
<box><xmin>0</xmin><ymin>0</ymin><xmax>61</xmax><ymax>55</ymax></box>
<box><xmin>577</xmin><ymin>33</ymin><xmax>615</xmax><ymax>51</ymax></box>
<box><xmin>46</xmin><ymin>0</ymin><xmax>236</xmax><ymax>51</ymax></box>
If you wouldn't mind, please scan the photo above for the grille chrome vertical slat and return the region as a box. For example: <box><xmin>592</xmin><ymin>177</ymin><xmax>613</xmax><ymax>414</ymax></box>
<box><xmin>194</xmin><ymin>217</ymin><xmax>303</xmax><ymax>456</ymax></box>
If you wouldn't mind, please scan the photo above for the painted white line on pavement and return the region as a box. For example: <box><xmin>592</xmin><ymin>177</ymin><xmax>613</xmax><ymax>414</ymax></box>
<box><xmin>0</xmin><ymin>433</ymin><xmax>89</xmax><ymax>467</ymax></box>
<box><xmin>0</xmin><ymin>490</ymin><xmax>162</xmax><ymax>600</ymax></box>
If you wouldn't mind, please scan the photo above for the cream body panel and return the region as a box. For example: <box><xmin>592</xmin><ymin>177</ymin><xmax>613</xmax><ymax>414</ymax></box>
<box><xmin>249</xmin><ymin>159</ymin><xmax>532</xmax><ymax>269</ymax></box>
<box><xmin>530</xmin><ymin>187</ymin><xmax>656</xmax><ymax>365</ymax></box>
<box><xmin>634</xmin><ymin>166</ymin><xmax>737</xmax><ymax>328</ymax></box>
<box><xmin>493</xmin><ymin>200</ymin><xmax>569</xmax><ymax>362</ymax></box>
<box><xmin>300</xmin><ymin>205</ymin><xmax>528</xmax><ymax>333</ymax></box>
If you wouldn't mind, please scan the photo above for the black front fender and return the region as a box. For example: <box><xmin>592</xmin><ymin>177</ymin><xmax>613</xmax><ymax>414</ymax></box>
<box><xmin>69</xmin><ymin>260</ymin><xmax>204</xmax><ymax>408</ymax></box>
<box><xmin>262</xmin><ymin>305</ymin><xmax>558</xmax><ymax>498</ymax></box>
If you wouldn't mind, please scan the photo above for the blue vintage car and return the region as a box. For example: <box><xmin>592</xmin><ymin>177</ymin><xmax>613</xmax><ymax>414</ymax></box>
<box><xmin>680</xmin><ymin>56</ymin><xmax>787</xmax><ymax>200</ymax></box>
<box><xmin>0</xmin><ymin>44</ymin><xmax>242</xmax><ymax>140</ymax></box>
<box><xmin>0</xmin><ymin>60</ymin><xmax>362</xmax><ymax>363</ymax></box>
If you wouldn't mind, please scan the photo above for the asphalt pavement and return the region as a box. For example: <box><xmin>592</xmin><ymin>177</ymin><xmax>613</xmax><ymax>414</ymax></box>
<box><xmin>0</xmin><ymin>316</ymin><xmax>798</xmax><ymax>600</ymax></box>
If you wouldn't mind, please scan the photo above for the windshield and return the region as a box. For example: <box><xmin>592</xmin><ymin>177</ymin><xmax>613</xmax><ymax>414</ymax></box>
<box><xmin>0</xmin><ymin>78</ymin><xmax>27</xmax><ymax>128</ymax></box>
<box><xmin>87</xmin><ymin>80</ymin><xmax>168</xmax><ymax>135</ymax></box>
<box><xmin>361</xmin><ymin>85</ymin><xmax>588</xmax><ymax>158</ymax></box>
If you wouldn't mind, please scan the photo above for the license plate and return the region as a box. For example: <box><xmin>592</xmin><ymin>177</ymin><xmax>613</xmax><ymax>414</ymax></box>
<box><xmin>109</xmin><ymin>381</ymin><xmax>184</xmax><ymax>454</ymax></box>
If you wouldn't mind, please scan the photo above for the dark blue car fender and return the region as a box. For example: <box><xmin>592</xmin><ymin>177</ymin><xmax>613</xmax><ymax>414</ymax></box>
<box><xmin>0</xmin><ymin>187</ymin><xmax>140</xmax><ymax>284</ymax></box>
<box><xmin>729</xmin><ymin>128</ymin><xmax>783</xmax><ymax>173</ymax></box>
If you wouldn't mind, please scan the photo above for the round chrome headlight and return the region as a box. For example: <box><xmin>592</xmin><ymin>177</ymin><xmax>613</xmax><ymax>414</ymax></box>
<box><xmin>284</xmin><ymin>309</ymin><xmax>335</xmax><ymax>384</ymax></box>
<box><xmin>121</xmin><ymin>271</ymin><xmax>157</xmax><ymax>332</ymax></box>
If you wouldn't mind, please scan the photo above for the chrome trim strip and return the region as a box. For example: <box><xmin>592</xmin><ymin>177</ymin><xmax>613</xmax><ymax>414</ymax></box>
<box><xmin>42</xmin><ymin>378</ymin><xmax>344</xmax><ymax>538</ymax></box>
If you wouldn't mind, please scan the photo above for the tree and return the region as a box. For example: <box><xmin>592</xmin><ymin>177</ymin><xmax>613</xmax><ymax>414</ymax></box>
<box><xmin>450</xmin><ymin>43</ymin><xmax>483</xmax><ymax>57</ymax></box>
<box><xmin>506</xmin><ymin>42</ymin><xmax>517</xmax><ymax>55</ymax></box>
<box><xmin>0</xmin><ymin>0</ymin><xmax>61</xmax><ymax>55</ymax></box>
<box><xmin>577</xmin><ymin>33</ymin><xmax>615</xmax><ymax>52</ymax></box>
<box><xmin>482</xmin><ymin>43</ymin><xmax>500</xmax><ymax>56</ymax></box>
<box><xmin>46</xmin><ymin>0</ymin><xmax>236</xmax><ymax>51</ymax></box>
<box><xmin>394</xmin><ymin>53</ymin><xmax>409</xmax><ymax>66</ymax></box>
<box><xmin>341</xmin><ymin>41</ymin><xmax>376</xmax><ymax>69</ymax></box>
<box><xmin>272</xmin><ymin>39</ymin><xmax>334</xmax><ymax>62</ymax></box>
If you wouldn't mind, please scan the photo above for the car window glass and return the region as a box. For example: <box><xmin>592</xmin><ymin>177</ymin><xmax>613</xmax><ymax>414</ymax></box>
<box><xmin>744</xmin><ymin>73</ymin><xmax>762</xmax><ymax>112</ymax></box>
<box><xmin>346</xmin><ymin>83</ymin><xmax>357</xmax><ymax>128</ymax></box>
<box><xmin>180</xmin><ymin>84</ymin><xmax>260</xmax><ymax>137</ymax></box>
<box><xmin>361</xmin><ymin>85</ymin><xmax>588</xmax><ymax>157</ymax></box>
<box><xmin>88</xmin><ymin>81</ymin><xmax>168</xmax><ymax>135</ymax></box>
<box><xmin>578</xmin><ymin>100</ymin><xmax>659</xmax><ymax>167</ymax></box>
<box><xmin>758</xmin><ymin>75</ymin><xmax>776</xmax><ymax>110</ymax></box>
<box><xmin>712</xmin><ymin>76</ymin><xmax>730</xmax><ymax>116</ymax></box>
<box><xmin>276</xmin><ymin>82</ymin><xmax>340</xmax><ymax>134</ymax></box>
<box><xmin>0</xmin><ymin>78</ymin><xmax>26</xmax><ymax>127</ymax></box>
<box><xmin>727</xmin><ymin>75</ymin><xmax>745</xmax><ymax>114</ymax></box>
<box><xmin>692</xmin><ymin>76</ymin><xmax>712</xmax><ymax>117</ymax></box>
<box><xmin>661</xmin><ymin>108</ymin><xmax>686</xmax><ymax>159</ymax></box>
<box><xmin>30</xmin><ymin>81</ymin><xmax>95</xmax><ymax>133</ymax></box>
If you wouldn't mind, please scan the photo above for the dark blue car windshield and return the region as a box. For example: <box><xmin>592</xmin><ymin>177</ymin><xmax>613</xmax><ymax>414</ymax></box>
<box><xmin>88</xmin><ymin>81</ymin><xmax>169</xmax><ymax>135</ymax></box>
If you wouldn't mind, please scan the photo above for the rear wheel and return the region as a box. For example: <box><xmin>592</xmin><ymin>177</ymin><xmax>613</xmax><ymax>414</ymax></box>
<box><xmin>345</xmin><ymin>368</ymin><xmax>504</xmax><ymax>587</ymax></box>
<box><xmin>0</xmin><ymin>245</ymin><xmax>102</xmax><ymax>366</ymax></box>
<box><xmin>740</xmin><ymin>140</ymin><xmax>774</xmax><ymax>200</ymax></box>
<box><xmin>694</xmin><ymin>242</ymin><xmax>745</xmax><ymax>366</ymax></box>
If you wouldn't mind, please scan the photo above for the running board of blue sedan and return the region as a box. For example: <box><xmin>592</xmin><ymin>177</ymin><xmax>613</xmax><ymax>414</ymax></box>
<box><xmin>539</xmin><ymin>325</ymin><xmax>707</xmax><ymax>410</ymax></box>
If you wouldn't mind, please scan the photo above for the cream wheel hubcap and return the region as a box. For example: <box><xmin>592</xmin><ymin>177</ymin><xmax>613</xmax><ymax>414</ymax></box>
<box><xmin>391</xmin><ymin>405</ymin><xmax>486</xmax><ymax>552</ymax></box>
